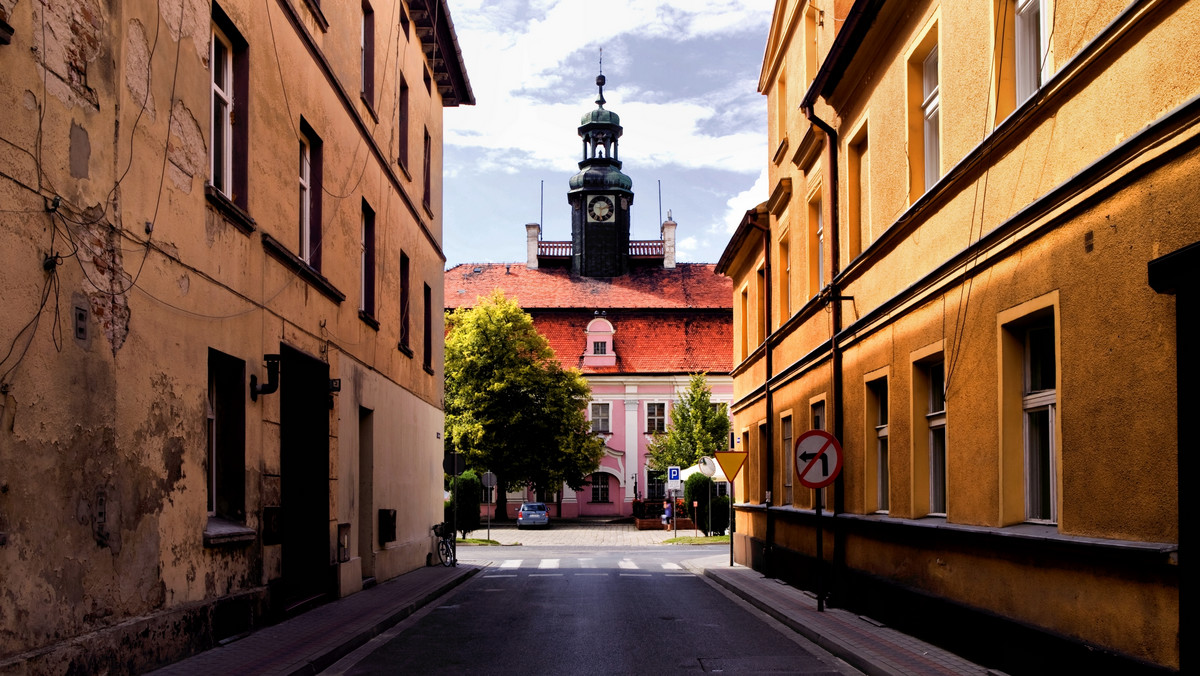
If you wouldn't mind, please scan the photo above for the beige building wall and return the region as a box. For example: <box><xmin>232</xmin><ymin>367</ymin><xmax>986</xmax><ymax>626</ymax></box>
<box><xmin>0</xmin><ymin>0</ymin><xmax>468</xmax><ymax>671</ymax></box>
<box><xmin>722</xmin><ymin>0</ymin><xmax>1189</xmax><ymax>670</ymax></box>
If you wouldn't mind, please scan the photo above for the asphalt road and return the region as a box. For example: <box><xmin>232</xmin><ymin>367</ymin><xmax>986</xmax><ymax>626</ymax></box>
<box><xmin>323</xmin><ymin>544</ymin><xmax>860</xmax><ymax>675</ymax></box>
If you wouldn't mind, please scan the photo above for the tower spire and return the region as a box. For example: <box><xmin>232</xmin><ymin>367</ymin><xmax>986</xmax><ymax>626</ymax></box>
<box><xmin>596</xmin><ymin>48</ymin><xmax>606</xmax><ymax>107</ymax></box>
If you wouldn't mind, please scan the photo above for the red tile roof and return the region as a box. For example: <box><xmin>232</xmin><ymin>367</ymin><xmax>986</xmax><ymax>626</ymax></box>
<box><xmin>444</xmin><ymin>263</ymin><xmax>733</xmax><ymax>374</ymax></box>
<box><xmin>534</xmin><ymin>311</ymin><xmax>732</xmax><ymax>374</ymax></box>
<box><xmin>445</xmin><ymin>263</ymin><xmax>733</xmax><ymax>310</ymax></box>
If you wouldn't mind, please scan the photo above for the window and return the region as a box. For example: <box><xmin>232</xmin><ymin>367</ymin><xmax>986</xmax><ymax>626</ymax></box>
<box><xmin>399</xmin><ymin>4</ymin><xmax>409</xmax><ymax>39</ymax></box>
<box><xmin>775</xmin><ymin>69</ymin><xmax>788</xmax><ymax>148</ymax></box>
<box><xmin>848</xmin><ymin>122</ymin><xmax>870</xmax><ymax>257</ymax></box>
<box><xmin>422</xmin><ymin>127</ymin><xmax>432</xmax><ymax>208</ymax></box>
<box><xmin>756</xmin><ymin>266</ymin><xmax>767</xmax><ymax>345</ymax></box>
<box><xmin>811</xmin><ymin>401</ymin><xmax>824</xmax><ymax>431</ymax></box>
<box><xmin>922</xmin><ymin>47</ymin><xmax>941</xmax><ymax>192</ymax></box>
<box><xmin>868</xmin><ymin>378</ymin><xmax>889</xmax><ymax>513</ymax></box>
<box><xmin>647</xmin><ymin>471</ymin><xmax>665</xmax><ymax>501</ymax></box>
<box><xmin>397</xmin><ymin>76</ymin><xmax>409</xmax><ymax>171</ymax></box>
<box><xmin>590</xmin><ymin>473</ymin><xmax>609</xmax><ymax>503</ymax></box>
<box><xmin>593</xmin><ymin>341</ymin><xmax>606</xmax><ymax>355</ymax></box>
<box><xmin>299</xmin><ymin>120</ymin><xmax>323</xmax><ymax>269</ymax></box>
<box><xmin>1023</xmin><ymin>320</ymin><xmax>1056</xmax><ymax>522</ymax></box>
<box><xmin>399</xmin><ymin>252</ymin><xmax>411</xmax><ymax>351</ymax></box>
<box><xmin>928</xmin><ymin>361</ymin><xmax>947</xmax><ymax>515</ymax></box>
<box><xmin>739</xmin><ymin>287</ymin><xmax>749</xmax><ymax>359</ymax></box>
<box><xmin>646</xmin><ymin>403</ymin><xmax>666</xmax><ymax>434</ymax></box>
<box><xmin>209</xmin><ymin>7</ymin><xmax>248</xmax><ymax>209</ymax></box>
<box><xmin>907</xmin><ymin>23</ymin><xmax>940</xmax><ymax>202</ymax></box>
<box><xmin>422</xmin><ymin>283</ymin><xmax>432</xmax><ymax>372</ymax></box>
<box><xmin>591</xmin><ymin>403</ymin><xmax>610</xmax><ymax>433</ymax></box>
<box><xmin>779</xmin><ymin>226</ymin><xmax>791</xmax><ymax>319</ymax></box>
<box><xmin>207</xmin><ymin>349</ymin><xmax>246</xmax><ymax>522</ymax></box>
<box><xmin>1015</xmin><ymin>0</ymin><xmax>1048</xmax><ymax>104</ymax></box>
<box><xmin>361</xmin><ymin>1</ymin><xmax>374</xmax><ymax>105</ymax></box>
<box><xmin>782</xmin><ymin>415</ymin><xmax>793</xmax><ymax>505</ymax></box>
<box><xmin>423</xmin><ymin>66</ymin><xmax>432</xmax><ymax>94</ymax></box>
<box><xmin>360</xmin><ymin>200</ymin><xmax>376</xmax><ymax>318</ymax></box>
<box><xmin>804</xmin><ymin>5</ymin><xmax>818</xmax><ymax>86</ymax></box>
<box><xmin>808</xmin><ymin>192</ymin><xmax>824</xmax><ymax>295</ymax></box>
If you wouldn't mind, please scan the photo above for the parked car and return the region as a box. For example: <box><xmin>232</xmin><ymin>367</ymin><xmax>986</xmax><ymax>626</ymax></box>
<box><xmin>516</xmin><ymin>502</ymin><xmax>550</xmax><ymax>529</ymax></box>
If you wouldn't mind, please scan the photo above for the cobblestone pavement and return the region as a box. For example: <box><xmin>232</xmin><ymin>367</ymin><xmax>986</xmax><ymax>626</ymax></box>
<box><xmin>461</xmin><ymin>521</ymin><xmax>706</xmax><ymax>547</ymax></box>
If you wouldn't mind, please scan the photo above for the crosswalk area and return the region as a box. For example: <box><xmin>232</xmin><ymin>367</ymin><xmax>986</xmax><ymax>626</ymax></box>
<box><xmin>484</xmin><ymin>557</ymin><xmax>694</xmax><ymax>578</ymax></box>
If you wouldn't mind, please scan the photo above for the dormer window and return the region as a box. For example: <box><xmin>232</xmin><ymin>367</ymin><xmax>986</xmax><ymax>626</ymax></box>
<box><xmin>584</xmin><ymin>317</ymin><xmax>616</xmax><ymax>367</ymax></box>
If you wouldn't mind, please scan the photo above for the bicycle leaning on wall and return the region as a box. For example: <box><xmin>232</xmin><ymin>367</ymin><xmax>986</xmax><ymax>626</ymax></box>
<box><xmin>432</xmin><ymin>522</ymin><xmax>456</xmax><ymax>567</ymax></box>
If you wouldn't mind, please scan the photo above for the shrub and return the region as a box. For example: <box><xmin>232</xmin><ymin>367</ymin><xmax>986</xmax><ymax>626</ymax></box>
<box><xmin>709</xmin><ymin>495</ymin><xmax>730</xmax><ymax>535</ymax></box>
<box><xmin>684</xmin><ymin>473</ymin><xmax>720</xmax><ymax>535</ymax></box>
<box><xmin>445</xmin><ymin>470</ymin><xmax>481</xmax><ymax>538</ymax></box>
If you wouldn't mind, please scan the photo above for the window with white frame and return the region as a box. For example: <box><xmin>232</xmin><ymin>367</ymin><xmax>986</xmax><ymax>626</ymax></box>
<box><xmin>590</xmin><ymin>473</ymin><xmax>609</xmax><ymax>502</ymax></box>
<box><xmin>591</xmin><ymin>402</ymin><xmax>610</xmax><ymax>434</ymax></box>
<box><xmin>299</xmin><ymin>135</ymin><xmax>312</xmax><ymax>262</ymax></box>
<box><xmin>927</xmin><ymin>361</ymin><xmax>947</xmax><ymax>515</ymax></box>
<box><xmin>869</xmin><ymin>378</ymin><xmax>889</xmax><ymax>512</ymax></box>
<box><xmin>646</xmin><ymin>402</ymin><xmax>666</xmax><ymax>434</ymax></box>
<box><xmin>922</xmin><ymin>46</ymin><xmax>941</xmax><ymax>192</ymax></box>
<box><xmin>1015</xmin><ymin>0</ymin><xmax>1048</xmax><ymax>104</ymax></box>
<box><xmin>782</xmin><ymin>415</ymin><xmax>793</xmax><ymax>505</ymax></box>
<box><xmin>210</xmin><ymin>27</ymin><xmax>233</xmax><ymax>198</ymax></box>
<box><xmin>1024</xmin><ymin>320</ymin><xmax>1057</xmax><ymax>522</ymax></box>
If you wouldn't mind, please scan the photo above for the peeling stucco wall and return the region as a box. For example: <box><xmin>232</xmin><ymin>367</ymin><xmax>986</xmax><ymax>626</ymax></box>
<box><xmin>167</xmin><ymin>100</ymin><xmax>206</xmax><ymax>194</ymax></box>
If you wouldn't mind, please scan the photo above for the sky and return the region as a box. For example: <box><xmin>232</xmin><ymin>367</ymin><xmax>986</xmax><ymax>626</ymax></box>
<box><xmin>441</xmin><ymin>0</ymin><xmax>773</xmax><ymax>267</ymax></box>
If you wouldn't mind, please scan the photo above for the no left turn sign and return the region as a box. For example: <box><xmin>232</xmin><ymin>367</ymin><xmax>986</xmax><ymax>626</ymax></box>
<box><xmin>795</xmin><ymin>430</ymin><xmax>843</xmax><ymax>489</ymax></box>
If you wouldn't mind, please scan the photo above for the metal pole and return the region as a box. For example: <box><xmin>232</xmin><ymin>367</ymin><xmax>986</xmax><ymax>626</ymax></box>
<box><xmin>816</xmin><ymin>488</ymin><xmax>824</xmax><ymax>612</ymax></box>
<box><xmin>729</xmin><ymin>482</ymin><xmax>735</xmax><ymax>566</ymax></box>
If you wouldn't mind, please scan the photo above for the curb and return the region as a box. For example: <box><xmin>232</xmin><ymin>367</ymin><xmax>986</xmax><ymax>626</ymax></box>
<box><xmin>286</xmin><ymin>566</ymin><xmax>481</xmax><ymax>676</ymax></box>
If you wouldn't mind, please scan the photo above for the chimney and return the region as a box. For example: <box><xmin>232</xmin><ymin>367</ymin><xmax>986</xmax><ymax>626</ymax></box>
<box><xmin>525</xmin><ymin>223</ymin><xmax>541</xmax><ymax>269</ymax></box>
<box><xmin>661</xmin><ymin>211</ymin><xmax>677</xmax><ymax>269</ymax></box>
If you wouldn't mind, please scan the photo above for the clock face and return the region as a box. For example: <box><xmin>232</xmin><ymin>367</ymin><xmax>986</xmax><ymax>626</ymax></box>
<box><xmin>587</xmin><ymin>195</ymin><xmax>615</xmax><ymax>222</ymax></box>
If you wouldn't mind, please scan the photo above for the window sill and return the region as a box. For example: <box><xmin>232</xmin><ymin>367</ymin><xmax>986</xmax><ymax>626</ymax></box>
<box><xmin>360</xmin><ymin>93</ymin><xmax>379</xmax><ymax>123</ymax></box>
<box><xmin>772</xmin><ymin>135</ymin><xmax>789</xmax><ymax>165</ymax></box>
<box><xmin>422</xmin><ymin>200</ymin><xmax>434</xmax><ymax>219</ymax></box>
<box><xmin>205</xmin><ymin>185</ymin><xmax>256</xmax><ymax>235</ymax></box>
<box><xmin>423</xmin><ymin>364</ymin><xmax>434</xmax><ymax>375</ymax></box>
<box><xmin>204</xmin><ymin>516</ymin><xmax>256</xmax><ymax>547</ymax></box>
<box><xmin>359</xmin><ymin>310</ymin><xmax>380</xmax><ymax>331</ymax></box>
<box><xmin>300</xmin><ymin>0</ymin><xmax>329</xmax><ymax>32</ymax></box>
<box><xmin>261</xmin><ymin>232</ymin><xmax>345</xmax><ymax>304</ymax></box>
<box><xmin>588</xmin><ymin>501</ymin><xmax>612</xmax><ymax>504</ymax></box>
<box><xmin>398</xmin><ymin>342</ymin><xmax>413</xmax><ymax>357</ymax></box>
<box><xmin>397</xmin><ymin>161</ymin><xmax>411</xmax><ymax>181</ymax></box>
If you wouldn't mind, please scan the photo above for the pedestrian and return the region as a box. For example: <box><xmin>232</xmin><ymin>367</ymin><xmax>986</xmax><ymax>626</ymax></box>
<box><xmin>664</xmin><ymin>500</ymin><xmax>672</xmax><ymax>528</ymax></box>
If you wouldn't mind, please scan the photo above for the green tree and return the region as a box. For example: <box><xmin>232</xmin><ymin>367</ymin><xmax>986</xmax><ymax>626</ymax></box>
<box><xmin>684</xmin><ymin>473</ymin><xmax>717</xmax><ymax>536</ymax></box>
<box><xmin>646</xmin><ymin>373</ymin><xmax>730</xmax><ymax>472</ymax></box>
<box><xmin>445</xmin><ymin>470</ymin><xmax>481</xmax><ymax>538</ymax></box>
<box><xmin>445</xmin><ymin>291</ymin><xmax>605</xmax><ymax>521</ymax></box>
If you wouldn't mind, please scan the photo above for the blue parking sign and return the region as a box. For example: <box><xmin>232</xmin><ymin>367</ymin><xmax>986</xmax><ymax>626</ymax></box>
<box><xmin>668</xmin><ymin>466</ymin><xmax>680</xmax><ymax>481</ymax></box>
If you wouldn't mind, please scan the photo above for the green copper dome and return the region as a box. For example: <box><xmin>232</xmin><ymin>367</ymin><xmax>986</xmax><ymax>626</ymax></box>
<box><xmin>581</xmin><ymin>107</ymin><xmax>620</xmax><ymax>126</ymax></box>
<box><xmin>569</xmin><ymin>162</ymin><xmax>633</xmax><ymax>192</ymax></box>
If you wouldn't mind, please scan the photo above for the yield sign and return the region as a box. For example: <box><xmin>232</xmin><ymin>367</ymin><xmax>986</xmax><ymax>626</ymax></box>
<box><xmin>714</xmin><ymin>452</ymin><xmax>748</xmax><ymax>482</ymax></box>
<box><xmin>795</xmin><ymin>430</ymin><xmax>843</xmax><ymax>489</ymax></box>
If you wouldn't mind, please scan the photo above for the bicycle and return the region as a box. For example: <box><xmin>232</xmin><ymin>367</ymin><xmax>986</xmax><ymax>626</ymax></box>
<box><xmin>432</xmin><ymin>522</ymin><xmax>456</xmax><ymax>567</ymax></box>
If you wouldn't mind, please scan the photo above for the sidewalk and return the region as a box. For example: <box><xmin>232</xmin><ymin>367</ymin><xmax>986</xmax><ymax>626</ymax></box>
<box><xmin>684</xmin><ymin>554</ymin><xmax>1002</xmax><ymax>676</ymax></box>
<box><xmin>146</xmin><ymin>564</ymin><xmax>480</xmax><ymax>676</ymax></box>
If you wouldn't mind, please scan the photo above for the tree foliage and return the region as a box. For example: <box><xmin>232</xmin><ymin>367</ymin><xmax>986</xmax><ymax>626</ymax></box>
<box><xmin>646</xmin><ymin>373</ymin><xmax>730</xmax><ymax>472</ymax></box>
<box><xmin>444</xmin><ymin>291</ymin><xmax>605</xmax><ymax>519</ymax></box>
<box><xmin>445</xmin><ymin>470</ymin><xmax>481</xmax><ymax>538</ymax></box>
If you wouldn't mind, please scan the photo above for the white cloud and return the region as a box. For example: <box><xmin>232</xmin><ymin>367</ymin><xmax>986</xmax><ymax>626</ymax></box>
<box><xmin>718</xmin><ymin>166</ymin><xmax>769</xmax><ymax>234</ymax></box>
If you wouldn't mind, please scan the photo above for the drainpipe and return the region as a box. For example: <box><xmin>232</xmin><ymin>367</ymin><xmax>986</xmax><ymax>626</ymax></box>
<box><xmin>803</xmin><ymin>102</ymin><xmax>845</xmax><ymax>603</ymax></box>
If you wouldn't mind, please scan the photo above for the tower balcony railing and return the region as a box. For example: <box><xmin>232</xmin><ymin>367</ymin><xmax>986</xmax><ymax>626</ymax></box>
<box><xmin>629</xmin><ymin>240</ymin><xmax>664</xmax><ymax>258</ymax></box>
<box><xmin>538</xmin><ymin>241</ymin><xmax>572</xmax><ymax>258</ymax></box>
<box><xmin>537</xmin><ymin>240</ymin><xmax>664</xmax><ymax>258</ymax></box>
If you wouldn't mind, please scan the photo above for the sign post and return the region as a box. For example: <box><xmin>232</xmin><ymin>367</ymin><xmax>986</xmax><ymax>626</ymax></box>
<box><xmin>795</xmin><ymin>430</ymin><xmax>843</xmax><ymax>612</ymax></box>
<box><xmin>667</xmin><ymin>466</ymin><xmax>681</xmax><ymax>537</ymax></box>
<box><xmin>481</xmin><ymin>471</ymin><xmax>497</xmax><ymax>542</ymax></box>
<box><xmin>714</xmin><ymin>452</ymin><xmax>748</xmax><ymax>567</ymax></box>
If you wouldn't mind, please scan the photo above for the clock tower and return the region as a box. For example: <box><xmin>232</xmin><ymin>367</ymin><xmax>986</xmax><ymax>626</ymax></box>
<box><xmin>568</xmin><ymin>73</ymin><xmax>634</xmax><ymax>277</ymax></box>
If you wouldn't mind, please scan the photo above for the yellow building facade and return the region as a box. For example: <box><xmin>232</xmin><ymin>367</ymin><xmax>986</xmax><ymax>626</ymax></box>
<box><xmin>719</xmin><ymin>0</ymin><xmax>1192</xmax><ymax>670</ymax></box>
<box><xmin>0</xmin><ymin>0</ymin><xmax>470</xmax><ymax>671</ymax></box>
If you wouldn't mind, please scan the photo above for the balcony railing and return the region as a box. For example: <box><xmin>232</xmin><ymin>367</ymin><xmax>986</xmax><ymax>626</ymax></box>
<box><xmin>629</xmin><ymin>240</ymin><xmax>664</xmax><ymax>257</ymax></box>
<box><xmin>538</xmin><ymin>241</ymin><xmax>572</xmax><ymax>257</ymax></box>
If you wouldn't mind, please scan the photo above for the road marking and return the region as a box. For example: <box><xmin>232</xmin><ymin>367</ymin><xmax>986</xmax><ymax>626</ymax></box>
<box><xmin>661</xmin><ymin>562</ymin><xmax>682</xmax><ymax>570</ymax></box>
<box><xmin>485</xmin><ymin>574</ymin><xmax>516</xmax><ymax>578</ymax></box>
<box><xmin>666</xmin><ymin>574</ymin><xmax>693</xmax><ymax>578</ymax></box>
<box><xmin>575</xmin><ymin>573</ymin><xmax>608</xmax><ymax>576</ymax></box>
<box><xmin>620</xmin><ymin>573</ymin><xmax>652</xmax><ymax>577</ymax></box>
<box><xmin>500</xmin><ymin>560</ymin><xmax>522</xmax><ymax>568</ymax></box>
<box><xmin>529</xmin><ymin>573</ymin><xmax>563</xmax><ymax>577</ymax></box>
<box><xmin>618</xmin><ymin>559</ymin><xmax>638</xmax><ymax>569</ymax></box>
<box><xmin>538</xmin><ymin>559</ymin><xmax>559</xmax><ymax>569</ymax></box>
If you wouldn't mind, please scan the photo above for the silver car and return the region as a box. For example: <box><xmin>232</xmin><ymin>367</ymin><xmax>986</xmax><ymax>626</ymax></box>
<box><xmin>516</xmin><ymin>502</ymin><xmax>550</xmax><ymax>529</ymax></box>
